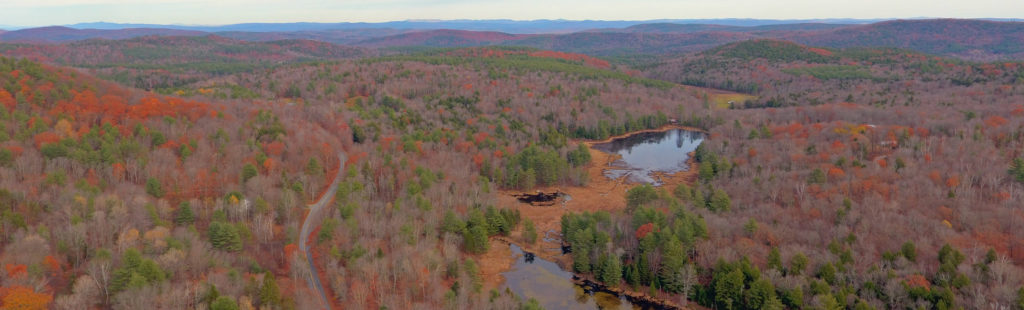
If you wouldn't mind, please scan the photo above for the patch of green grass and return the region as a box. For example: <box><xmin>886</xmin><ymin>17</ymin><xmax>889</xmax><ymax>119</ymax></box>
<box><xmin>712</xmin><ymin>93</ymin><xmax>759</xmax><ymax>109</ymax></box>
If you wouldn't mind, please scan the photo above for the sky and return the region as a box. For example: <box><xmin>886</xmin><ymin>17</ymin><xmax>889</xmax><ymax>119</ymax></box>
<box><xmin>0</xmin><ymin>0</ymin><xmax>1022</xmax><ymax>27</ymax></box>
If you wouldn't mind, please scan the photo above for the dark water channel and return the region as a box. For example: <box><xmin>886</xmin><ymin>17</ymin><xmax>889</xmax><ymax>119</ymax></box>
<box><xmin>503</xmin><ymin>244</ymin><xmax>649</xmax><ymax>310</ymax></box>
<box><xmin>500</xmin><ymin>129</ymin><xmax>702</xmax><ymax>309</ymax></box>
<box><xmin>591</xmin><ymin>129</ymin><xmax>705</xmax><ymax>186</ymax></box>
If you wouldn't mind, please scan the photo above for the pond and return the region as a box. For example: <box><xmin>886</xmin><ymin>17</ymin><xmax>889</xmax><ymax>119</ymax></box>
<box><xmin>502</xmin><ymin>244</ymin><xmax>643</xmax><ymax>310</ymax></box>
<box><xmin>590</xmin><ymin>129</ymin><xmax>705</xmax><ymax>186</ymax></box>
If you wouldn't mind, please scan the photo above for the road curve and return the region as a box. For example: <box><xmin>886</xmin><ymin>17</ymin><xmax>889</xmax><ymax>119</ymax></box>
<box><xmin>299</xmin><ymin>152</ymin><xmax>346</xmax><ymax>310</ymax></box>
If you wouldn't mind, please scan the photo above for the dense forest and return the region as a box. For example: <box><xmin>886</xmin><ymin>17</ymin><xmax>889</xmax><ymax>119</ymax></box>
<box><xmin>634</xmin><ymin>39</ymin><xmax>1024</xmax><ymax>309</ymax></box>
<box><xmin>0</xmin><ymin>36</ymin><xmax>369</xmax><ymax>91</ymax></box>
<box><xmin>0</xmin><ymin>25</ymin><xmax>1022</xmax><ymax>310</ymax></box>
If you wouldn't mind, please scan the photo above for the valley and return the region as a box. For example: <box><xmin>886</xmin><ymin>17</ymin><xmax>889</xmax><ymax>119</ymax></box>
<box><xmin>0</xmin><ymin>15</ymin><xmax>1022</xmax><ymax>310</ymax></box>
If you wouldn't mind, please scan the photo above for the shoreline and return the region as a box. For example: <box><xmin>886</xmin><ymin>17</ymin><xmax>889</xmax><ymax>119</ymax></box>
<box><xmin>582</xmin><ymin>124</ymin><xmax>707</xmax><ymax>145</ymax></box>
<box><xmin>572</xmin><ymin>276</ymin><xmax>688</xmax><ymax>310</ymax></box>
<box><xmin>481</xmin><ymin>126</ymin><xmax>705</xmax><ymax>309</ymax></box>
<box><xmin>492</xmin><ymin>236</ymin><xmax>692</xmax><ymax>310</ymax></box>
<box><xmin>586</xmin><ymin>125</ymin><xmax>702</xmax><ymax>191</ymax></box>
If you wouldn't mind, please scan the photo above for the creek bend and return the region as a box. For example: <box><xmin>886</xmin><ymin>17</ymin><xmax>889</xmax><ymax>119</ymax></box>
<box><xmin>498</xmin><ymin>128</ymin><xmax>705</xmax><ymax>309</ymax></box>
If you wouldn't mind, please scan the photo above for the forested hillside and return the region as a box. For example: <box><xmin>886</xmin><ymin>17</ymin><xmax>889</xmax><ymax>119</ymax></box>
<box><xmin>0</xmin><ymin>31</ymin><xmax>1022</xmax><ymax>310</ymax></box>
<box><xmin>0</xmin><ymin>26</ymin><xmax>206</xmax><ymax>43</ymax></box>
<box><xmin>0</xmin><ymin>36</ymin><xmax>369</xmax><ymax>91</ymax></box>
<box><xmin>7</xmin><ymin>19</ymin><xmax>1023</xmax><ymax>61</ymax></box>
<box><xmin>789</xmin><ymin>19</ymin><xmax>1024</xmax><ymax>60</ymax></box>
<box><xmin>0</xmin><ymin>48</ymin><xmax>712</xmax><ymax>309</ymax></box>
<box><xmin>623</xmin><ymin>39</ymin><xmax>1024</xmax><ymax>309</ymax></box>
<box><xmin>0</xmin><ymin>55</ymin><xmax>351</xmax><ymax>309</ymax></box>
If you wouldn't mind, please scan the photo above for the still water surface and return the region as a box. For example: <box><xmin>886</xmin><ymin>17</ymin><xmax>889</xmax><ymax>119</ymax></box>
<box><xmin>502</xmin><ymin>129</ymin><xmax>703</xmax><ymax>308</ymax></box>
<box><xmin>502</xmin><ymin>244</ymin><xmax>640</xmax><ymax>310</ymax></box>
<box><xmin>591</xmin><ymin>129</ymin><xmax>705</xmax><ymax>186</ymax></box>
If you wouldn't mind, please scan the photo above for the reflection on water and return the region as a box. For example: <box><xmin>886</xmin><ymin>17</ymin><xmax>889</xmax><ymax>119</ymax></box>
<box><xmin>591</xmin><ymin>129</ymin><xmax>705</xmax><ymax>186</ymax></box>
<box><xmin>502</xmin><ymin>245</ymin><xmax>640</xmax><ymax>310</ymax></box>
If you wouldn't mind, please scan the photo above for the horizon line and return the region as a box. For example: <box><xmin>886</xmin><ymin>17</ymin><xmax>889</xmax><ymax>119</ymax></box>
<box><xmin>2</xmin><ymin>17</ymin><xmax>1023</xmax><ymax>30</ymax></box>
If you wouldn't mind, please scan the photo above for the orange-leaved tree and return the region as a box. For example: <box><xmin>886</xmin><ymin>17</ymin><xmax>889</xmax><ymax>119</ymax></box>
<box><xmin>1</xmin><ymin>285</ymin><xmax>53</xmax><ymax>310</ymax></box>
<box><xmin>0</xmin><ymin>89</ymin><xmax>15</xmax><ymax>111</ymax></box>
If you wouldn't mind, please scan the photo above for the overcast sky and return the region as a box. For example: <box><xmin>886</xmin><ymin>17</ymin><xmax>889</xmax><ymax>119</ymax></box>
<box><xmin>1</xmin><ymin>0</ymin><xmax>1021</xmax><ymax>27</ymax></box>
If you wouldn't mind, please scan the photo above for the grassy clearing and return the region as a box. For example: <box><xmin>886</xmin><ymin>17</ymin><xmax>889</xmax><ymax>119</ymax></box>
<box><xmin>711</xmin><ymin>93</ymin><xmax>758</xmax><ymax>108</ymax></box>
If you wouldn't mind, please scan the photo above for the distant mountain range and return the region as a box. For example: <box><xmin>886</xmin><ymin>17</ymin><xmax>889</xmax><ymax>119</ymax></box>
<box><xmin>597</xmin><ymin>23</ymin><xmax>854</xmax><ymax>34</ymax></box>
<box><xmin>56</xmin><ymin>19</ymin><xmax>890</xmax><ymax>33</ymax></box>
<box><xmin>352</xmin><ymin>29</ymin><xmax>531</xmax><ymax>48</ymax></box>
<box><xmin>1</xmin><ymin>19</ymin><xmax>1023</xmax><ymax>61</ymax></box>
<box><xmin>0</xmin><ymin>26</ymin><xmax>205</xmax><ymax>42</ymax></box>
<box><xmin>788</xmin><ymin>19</ymin><xmax>1024</xmax><ymax>59</ymax></box>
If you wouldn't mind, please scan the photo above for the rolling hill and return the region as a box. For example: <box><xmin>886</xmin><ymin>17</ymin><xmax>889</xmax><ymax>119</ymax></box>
<box><xmin>351</xmin><ymin>29</ymin><xmax>532</xmax><ymax>48</ymax></box>
<box><xmin>2</xmin><ymin>14</ymin><xmax>1024</xmax><ymax>310</ymax></box>
<box><xmin>789</xmin><ymin>19</ymin><xmax>1024</xmax><ymax>60</ymax></box>
<box><xmin>507</xmin><ymin>31</ymin><xmax>754</xmax><ymax>56</ymax></box>
<box><xmin>612</xmin><ymin>22</ymin><xmax>852</xmax><ymax>33</ymax></box>
<box><xmin>0</xmin><ymin>35</ymin><xmax>368</xmax><ymax>65</ymax></box>
<box><xmin>347</xmin><ymin>19</ymin><xmax>1024</xmax><ymax>59</ymax></box>
<box><xmin>215</xmin><ymin>28</ymin><xmax>415</xmax><ymax>45</ymax></box>
<box><xmin>63</xmin><ymin>18</ymin><xmax>878</xmax><ymax>33</ymax></box>
<box><xmin>0</xmin><ymin>35</ymin><xmax>369</xmax><ymax>90</ymax></box>
<box><xmin>0</xmin><ymin>26</ymin><xmax>205</xmax><ymax>42</ymax></box>
<box><xmin>2</xmin><ymin>19</ymin><xmax>1023</xmax><ymax>61</ymax></box>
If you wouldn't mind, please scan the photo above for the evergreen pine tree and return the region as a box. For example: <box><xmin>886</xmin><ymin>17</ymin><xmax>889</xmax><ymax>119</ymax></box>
<box><xmin>210</xmin><ymin>296</ymin><xmax>238</xmax><ymax>310</ymax></box>
<box><xmin>1010</xmin><ymin>158</ymin><xmax>1024</xmax><ymax>183</ymax></box>
<box><xmin>790</xmin><ymin>253</ymin><xmax>808</xmax><ymax>276</ymax></box>
<box><xmin>715</xmin><ymin>269</ymin><xmax>744</xmax><ymax>310</ymax></box>
<box><xmin>709</xmin><ymin>189</ymin><xmax>732</xmax><ymax>212</ymax></box>
<box><xmin>305</xmin><ymin>157</ymin><xmax>322</xmax><ymax>176</ymax></box>
<box><xmin>745</xmin><ymin>278</ymin><xmax>777</xmax><ymax>309</ymax></box>
<box><xmin>241</xmin><ymin>163</ymin><xmax>258</xmax><ymax>183</ymax></box>
<box><xmin>659</xmin><ymin>236</ymin><xmax>686</xmax><ymax>292</ymax></box>
<box><xmin>145</xmin><ymin>177</ymin><xmax>164</xmax><ymax>198</ymax></box>
<box><xmin>260</xmin><ymin>272</ymin><xmax>280</xmax><ymax>307</ymax></box>
<box><xmin>601</xmin><ymin>256</ymin><xmax>621</xmax><ymax>287</ymax></box>
<box><xmin>209</xmin><ymin>222</ymin><xmax>242</xmax><ymax>252</ymax></box>
<box><xmin>522</xmin><ymin>219</ymin><xmax>537</xmax><ymax>244</ymax></box>
<box><xmin>463</xmin><ymin>225</ymin><xmax>489</xmax><ymax>254</ymax></box>
<box><xmin>175</xmin><ymin>202</ymin><xmax>195</xmax><ymax>225</ymax></box>
<box><xmin>767</xmin><ymin>247</ymin><xmax>783</xmax><ymax>271</ymax></box>
<box><xmin>441</xmin><ymin>211</ymin><xmax>465</xmax><ymax>234</ymax></box>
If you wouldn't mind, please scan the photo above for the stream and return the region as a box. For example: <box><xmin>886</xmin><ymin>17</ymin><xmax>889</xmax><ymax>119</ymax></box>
<box><xmin>502</xmin><ymin>244</ymin><xmax>648</xmax><ymax>310</ymax></box>
<box><xmin>501</xmin><ymin>129</ymin><xmax>703</xmax><ymax>309</ymax></box>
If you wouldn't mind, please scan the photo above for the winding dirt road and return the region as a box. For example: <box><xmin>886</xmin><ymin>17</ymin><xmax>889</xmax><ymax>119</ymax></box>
<box><xmin>299</xmin><ymin>152</ymin><xmax>345</xmax><ymax>310</ymax></box>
